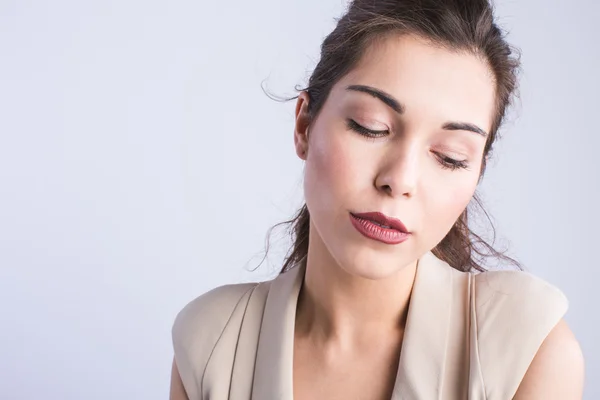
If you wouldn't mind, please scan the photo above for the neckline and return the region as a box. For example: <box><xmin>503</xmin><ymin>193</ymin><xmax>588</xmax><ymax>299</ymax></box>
<box><xmin>251</xmin><ymin>251</ymin><xmax>455</xmax><ymax>400</ymax></box>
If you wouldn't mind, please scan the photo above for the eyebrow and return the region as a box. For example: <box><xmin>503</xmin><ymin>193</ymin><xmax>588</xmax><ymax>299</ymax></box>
<box><xmin>346</xmin><ymin>84</ymin><xmax>405</xmax><ymax>114</ymax></box>
<box><xmin>345</xmin><ymin>84</ymin><xmax>488</xmax><ymax>137</ymax></box>
<box><xmin>442</xmin><ymin>122</ymin><xmax>488</xmax><ymax>137</ymax></box>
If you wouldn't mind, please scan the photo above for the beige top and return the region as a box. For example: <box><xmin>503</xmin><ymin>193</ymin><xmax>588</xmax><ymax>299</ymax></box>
<box><xmin>172</xmin><ymin>251</ymin><xmax>568</xmax><ymax>400</ymax></box>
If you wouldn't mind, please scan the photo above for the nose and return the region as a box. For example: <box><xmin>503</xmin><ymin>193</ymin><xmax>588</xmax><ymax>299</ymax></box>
<box><xmin>374</xmin><ymin>145</ymin><xmax>419</xmax><ymax>199</ymax></box>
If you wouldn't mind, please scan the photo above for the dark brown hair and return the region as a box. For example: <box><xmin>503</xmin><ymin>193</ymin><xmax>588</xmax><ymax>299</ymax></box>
<box><xmin>261</xmin><ymin>0</ymin><xmax>522</xmax><ymax>274</ymax></box>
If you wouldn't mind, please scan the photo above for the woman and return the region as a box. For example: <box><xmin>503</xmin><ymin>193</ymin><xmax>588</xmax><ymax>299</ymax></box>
<box><xmin>169</xmin><ymin>0</ymin><xmax>584</xmax><ymax>398</ymax></box>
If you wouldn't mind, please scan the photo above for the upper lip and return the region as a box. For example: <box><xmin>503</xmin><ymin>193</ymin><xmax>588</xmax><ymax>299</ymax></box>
<box><xmin>351</xmin><ymin>211</ymin><xmax>409</xmax><ymax>233</ymax></box>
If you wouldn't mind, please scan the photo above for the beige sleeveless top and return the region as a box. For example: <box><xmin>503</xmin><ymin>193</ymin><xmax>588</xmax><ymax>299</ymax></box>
<box><xmin>172</xmin><ymin>251</ymin><xmax>568</xmax><ymax>400</ymax></box>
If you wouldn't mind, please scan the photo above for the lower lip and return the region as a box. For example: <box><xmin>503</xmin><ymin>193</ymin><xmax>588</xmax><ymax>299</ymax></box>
<box><xmin>349</xmin><ymin>213</ymin><xmax>411</xmax><ymax>245</ymax></box>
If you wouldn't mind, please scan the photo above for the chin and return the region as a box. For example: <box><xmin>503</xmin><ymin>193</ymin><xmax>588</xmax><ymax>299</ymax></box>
<box><xmin>337</xmin><ymin>251</ymin><xmax>413</xmax><ymax>281</ymax></box>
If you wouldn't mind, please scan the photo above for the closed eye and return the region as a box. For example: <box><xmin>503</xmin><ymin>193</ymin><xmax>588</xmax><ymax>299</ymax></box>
<box><xmin>346</xmin><ymin>119</ymin><xmax>388</xmax><ymax>138</ymax></box>
<box><xmin>433</xmin><ymin>152</ymin><xmax>469</xmax><ymax>171</ymax></box>
<box><xmin>347</xmin><ymin>118</ymin><xmax>470</xmax><ymax>171</ymax></box>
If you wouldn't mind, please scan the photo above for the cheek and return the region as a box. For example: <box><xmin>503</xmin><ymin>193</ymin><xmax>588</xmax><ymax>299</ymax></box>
<box><xmin>424</xmin><ymin>176</ymin><xmax>477</xmax><ymax>238</ymax></box>
<box><xmin>303</xmin><ymin>128</ymin><xmax>359</xmax><ymax>213</ymax></box>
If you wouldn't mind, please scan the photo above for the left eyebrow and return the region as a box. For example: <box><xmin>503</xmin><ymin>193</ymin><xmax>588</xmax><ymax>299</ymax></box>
<box><xmin>442</xmin><ymin>122</ymin><xmax>488</xmax><ymax>137</ymax></box>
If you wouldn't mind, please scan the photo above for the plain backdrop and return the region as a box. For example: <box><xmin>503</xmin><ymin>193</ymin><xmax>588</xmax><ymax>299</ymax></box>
<box><xmin>1</xmin><ymin>0</ymin><xmax>598</xmax><ymax>398</ymax></box>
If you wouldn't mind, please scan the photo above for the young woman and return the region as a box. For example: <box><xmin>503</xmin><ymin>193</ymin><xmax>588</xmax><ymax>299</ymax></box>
<box><xmin>169</xmin><ymin>0</ymin><xmax>584</xmax><ymax>398</ymax></box>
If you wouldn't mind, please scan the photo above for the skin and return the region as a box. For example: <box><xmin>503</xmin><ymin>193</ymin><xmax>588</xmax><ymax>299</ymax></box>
<box><xmin>291</xmin><ymin>34</ymin><xmax>493</xmax><ymax>399</ymax></box>
<box><xmin>170</xmin><ymin>359</ymin><xmax>187</xmax><ymax>400</ymax></box>
<box><xmin>170</xmin><ymin>33</ymin><xmax>584</xmax><ymax>399</ymax></box>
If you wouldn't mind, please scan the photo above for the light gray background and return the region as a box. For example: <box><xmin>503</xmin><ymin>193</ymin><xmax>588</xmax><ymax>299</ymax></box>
<box><xmin>1</xmin><ymin>0</ymin><xmax>598</xmax><ymax>398</ymax></box>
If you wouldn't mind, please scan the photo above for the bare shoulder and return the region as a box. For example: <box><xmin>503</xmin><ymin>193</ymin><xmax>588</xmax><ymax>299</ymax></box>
<box><xmin>170</xmin><ymin>356</ymin><xmax>189</xmax><ymax>400</ymax></box>
<box><xmin>514</xmin><ymin>318</ymin><xmax>585</xmax><ymax>399</ymax></box>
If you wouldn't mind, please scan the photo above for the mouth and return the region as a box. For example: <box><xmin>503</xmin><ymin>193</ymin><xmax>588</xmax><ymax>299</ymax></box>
<box><xmin>349</xmin><ymin>211</ymin><xmax>411</xmax><ymax>245</ymax></box>
<box><xmin>350</xmin><ymin>211</ymin><xmax>409</xmax><ymax>233</ymax></box>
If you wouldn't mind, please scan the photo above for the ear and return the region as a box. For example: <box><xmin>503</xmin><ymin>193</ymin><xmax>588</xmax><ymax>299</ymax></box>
<box><xmin>293</xmin><ymin>91</ymin><xmax>311</xmax><ymax>161</ymax></box>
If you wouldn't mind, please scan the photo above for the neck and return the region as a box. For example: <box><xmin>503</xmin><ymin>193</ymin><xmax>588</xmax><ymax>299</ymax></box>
<box><xmin>295</xmin><ymin>230</ymin><xmax>418</xmax><ymax>350</ymax></box>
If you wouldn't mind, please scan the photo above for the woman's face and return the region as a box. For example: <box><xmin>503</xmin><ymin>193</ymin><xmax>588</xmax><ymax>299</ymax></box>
<box><xmin>294</xmin><ymin>34</ymin><xmax>496</xmax><ymax>279</ymax></box>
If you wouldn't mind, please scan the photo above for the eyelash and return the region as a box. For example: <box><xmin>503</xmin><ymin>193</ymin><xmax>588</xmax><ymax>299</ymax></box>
<box><xmin>345</xmin><ymin>118</ymin><xmax>470</xmax><ymax>171</ymax></box>
<box><xmin>434</xmin><ymin>153</ymin><xmax>469</xmax><ymax>171</ymax></box>
<box><xmin>346</xmin><ymin>118</ymin><xmax>388</xmax><ymax>138</ymax></box>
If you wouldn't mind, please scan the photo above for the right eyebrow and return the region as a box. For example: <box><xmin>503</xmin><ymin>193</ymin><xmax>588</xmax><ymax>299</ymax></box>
<box><xmin>345</xmin><ymin>84</ymin><xmax>406</xmax><ymax>115</ymax></box>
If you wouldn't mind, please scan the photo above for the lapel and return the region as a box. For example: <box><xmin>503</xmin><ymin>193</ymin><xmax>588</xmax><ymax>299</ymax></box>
<box><xmin>392</xmin><ymin>251</ymin><xmax>455</xmax><ymax>399</ymax></box>
<box><xmin>251</xmin><ymin>262</ymin><xmax>305</xmax><ymax>400</ymax></box>
<box><xmin>251</xmin><ymin>251</ymin><xmax>455</xmax><ymax>400</ymax></box>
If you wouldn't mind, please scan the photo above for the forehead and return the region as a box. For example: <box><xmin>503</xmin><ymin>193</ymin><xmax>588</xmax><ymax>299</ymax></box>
<box><xmin>334</xmin><ymin>34</ymin><xmax>497</xmax><ymax>131</ymax></box>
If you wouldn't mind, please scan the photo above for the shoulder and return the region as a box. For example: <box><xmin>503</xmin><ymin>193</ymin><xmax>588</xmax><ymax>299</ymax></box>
<box><xmin>475</xmin><ymin>267</ymin><xmax>567</xmax><ymax>301</ymax></box>
<box><xmin>172</xmin><ymin>282</ymin><xmax>258</xmax><ymax>354</ymax></box>
<box><xmin>514</xmin><ymin>318</ymin><xmax>585</xmax><ymax>399</ymax></box>
<box><xmin>171</xmin><ymin>281</ymin><xmax>263</xmax><ymax>400</ymax></box>
<box><xmin>474</xmin><ymin>269</ymin><xmax>568</xmax><ymax>323</ymax></box>
<box><xmin>472</xmin><ymin>269</ymin><xmax>569</xmax><ymax>342</ymax></box>
<box><xmin>175</xmin><ymin>280</ymin><xmax>258</xmax><ymax>327</ymax></box>
<box><xmin>471</xmin><ymin>269</ymin><xmax>572</xmax><ymax>398</ymax></box>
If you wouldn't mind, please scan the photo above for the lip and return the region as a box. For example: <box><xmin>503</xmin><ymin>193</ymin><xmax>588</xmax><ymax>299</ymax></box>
<box><xmin>349</xmin><ymin>211</ymin><xmax>411</xmax><ymax>245</ymax></box>
<box><xmin>350</xmin><ymin>211</ymin><xmax>409</xmax><ymax>233</ymax></box>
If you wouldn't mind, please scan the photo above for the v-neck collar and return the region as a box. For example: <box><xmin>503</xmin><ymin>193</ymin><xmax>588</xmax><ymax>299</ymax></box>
<box><xmin>251</xmin><ymin>251</ymin><xmax>455</xmax><ymax>400</ymax></box>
